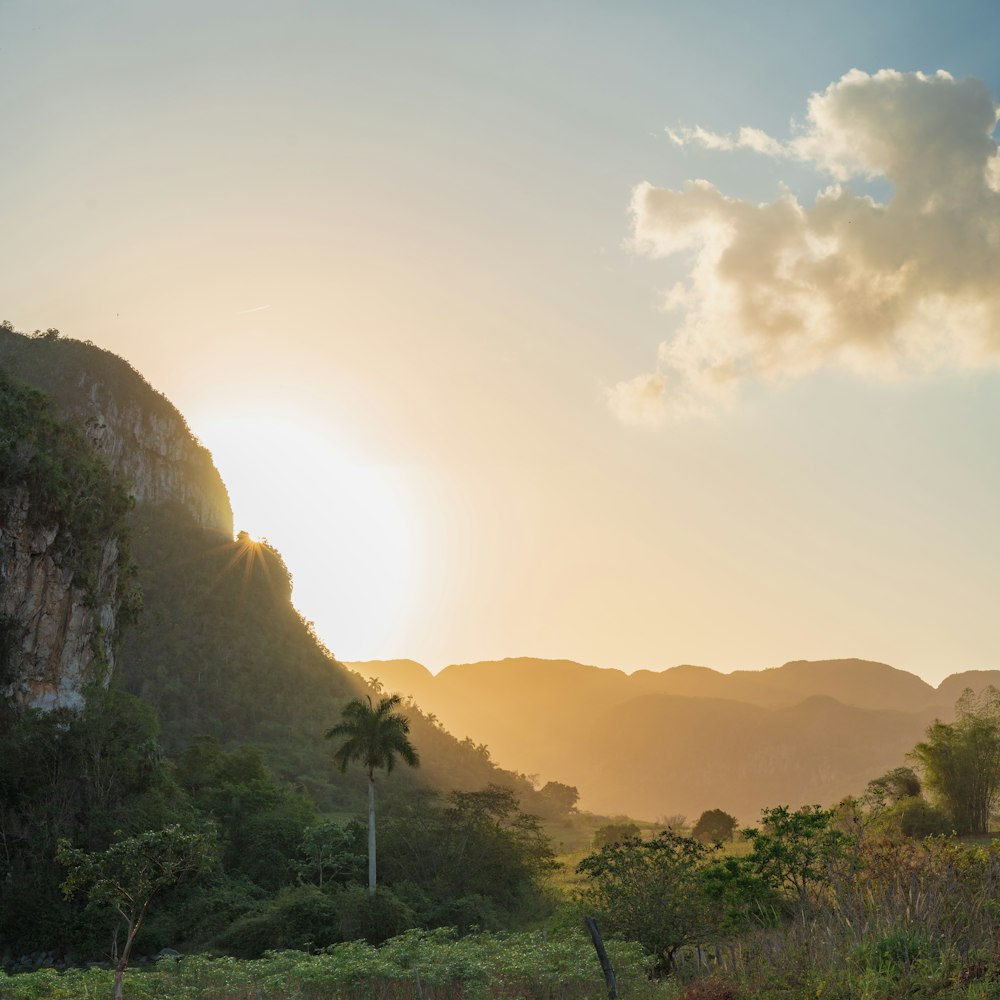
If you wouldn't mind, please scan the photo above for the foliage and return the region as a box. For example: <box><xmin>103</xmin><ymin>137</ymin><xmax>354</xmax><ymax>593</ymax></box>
<box><xmin>213</xmin><ymin>883</ymin><xmax>345</xmax><ymax>957</ymax></box>
<box><xmin>177</xmin><ymin>738</ymin><xmax>317</xmax><ymax>890</ymax></box>
<box><xmin>0</xmin><ymin>927</ymin><xmax>656</xmax><ymax>1000</ymax></box>
<box><xmin>865</xmin><ymin>766</ymin><xmax>922</xmax><ymax>808</ymax></box>
<box><xmin>0</xmin><ymin>689</ymin><xmax>190</xmax><ymax>956</ymax></box>
<box><xmin>58</xmin><ymin>825</ymin><xmax>214</xmax><ymax>998</ymax></box>
<box><xmin>0</xmin><ymin>369</ymin><xmax>135</xmax><ymax>606</ymax></box>
<box><xmin>298</xmin><ymin>818</ymin><xmax>367</xmax><ymax>887</ymax></box>
<box><xmin>326</xmin><ymin>693</ymin><xmax>420</xmax><ymax>892</ymax></box>
<box><xmin>536</xmin><ymin>780</ymin><xmax>580</xmax><ymax>817</ymax></box>
<box><xmin>379</xmin><ymin>784</ymin><xmax>557</xmax><ymax>929</ymax></box>
<box><xmin>577</xmin><ymin>830</ymin><xmax>722</xmax><ymax>975</ymax></box>
<box><xmin>326</xmin><ymin>694</ymin><xmax>420</xmax><ymax>780</ymax></box>
<box><xmin>692</xmin><ymin>809</ymin><xmax>738</xmax><ymax>844</ymax></box>
<box><xmin>592</xmin><ymin>822</ymin><xmax>641</xmax><ymax>848</ymax></box>
<box><xmin>880</xmin><ymin>796</ymin><xmax>954</xmax><ymax>838</ymax></box>
<box><xmin>742</xmin><ymin>805</ymin><xmax>843</xmax><ymax>905</ymax></box>
<box><xmin>910</xmin><ymin>688</ymin><xmax>1000</xmax><ymax>834</ymax></box>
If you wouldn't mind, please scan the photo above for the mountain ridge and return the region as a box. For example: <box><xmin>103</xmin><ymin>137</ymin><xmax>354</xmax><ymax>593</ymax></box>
<box><xmin>351</xmin><ymin>655</ymin><xmax>995</xmax><ymax>820</ymax></box>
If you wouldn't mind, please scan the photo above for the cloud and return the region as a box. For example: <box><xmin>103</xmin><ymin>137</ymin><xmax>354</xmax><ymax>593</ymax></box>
<box><xmin>617</xmin><ymin>69</ymin><xmax>1000</xmax><ymax>420</ymax></box>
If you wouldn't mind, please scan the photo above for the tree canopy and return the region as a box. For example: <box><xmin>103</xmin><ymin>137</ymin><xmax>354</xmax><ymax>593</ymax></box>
<box><xmin>909</xmin><ymin>688</ymin><xmax>1000</xmax><ymax>835</ymax></box>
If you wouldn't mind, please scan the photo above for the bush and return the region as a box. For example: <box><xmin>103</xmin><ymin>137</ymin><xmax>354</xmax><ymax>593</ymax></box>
<box><xmin>214</xmin><ymin>884</ymin><xmax>342</xmax><ymax>957</ymax></box>
<box><xmin>334</xmin><ymin>885</ymin><xmax>417</xmax><ymax>945</ymax></box>
<box><xmin>692</xmin><ymin>810</ymin><xmax>738</xmax><ymax>844</ymax></box>
<box><xmin>883</xmin><ymin>797</ymin><xmax>953</xmax><ymax>838</ymax></box>
<box><xmin>592</xmin><ymin>822</ymin><xmax>640</xmax><ymax>849</ymax></box>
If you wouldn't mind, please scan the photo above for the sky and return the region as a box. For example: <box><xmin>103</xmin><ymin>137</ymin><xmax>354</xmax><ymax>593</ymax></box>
<box><xmin>3</xmin><ymin>1</ymin><xmax>1000</xmax><ymax>684</ymax></box>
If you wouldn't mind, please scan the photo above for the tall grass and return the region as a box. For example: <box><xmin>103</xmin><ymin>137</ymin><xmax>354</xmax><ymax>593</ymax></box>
<box><xmin>678</xmin><ymin>836</ymin><xmax>1000</xmax><ymax>999</ymax></box>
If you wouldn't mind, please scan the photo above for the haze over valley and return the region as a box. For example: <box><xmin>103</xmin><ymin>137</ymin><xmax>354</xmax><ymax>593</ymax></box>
<box><xmin>355</xmin><ymin>656</ymin><xmax>1000</xmax><ymax>819</ymax></box>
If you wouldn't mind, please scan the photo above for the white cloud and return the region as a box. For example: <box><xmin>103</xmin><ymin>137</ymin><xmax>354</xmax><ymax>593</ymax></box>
<box><xmin>622</xmin><ymin>69</ymin><xmax>1000</xmax><ymax>420</ymax></box>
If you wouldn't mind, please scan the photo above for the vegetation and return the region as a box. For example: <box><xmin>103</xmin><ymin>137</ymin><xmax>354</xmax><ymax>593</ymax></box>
<box><xmin>58</xmin><ymin>827</ymin><xmax>213</xmax><ymax>1000</ymax></box>
<box><xmin>0</xmin><ymin>929</ymin><xmax>655</xmax><ymax>1000</ymax></box>
<box><xmin>691</xmin><ymin>810</ymin><xmax>737</xmax><ymax>844</ymax></box>
<box><xmin>0</xmin><ymin>369</ymin><xmax>135</xmax><ymax>603</ymax></box>
<box><xmin>578</xmin><ymin>830</ymin><xmax>725</xmax><ymax>975</ymax></box>
<box><xmin>910</xmin><ymin>688</ymin><xmax>1000</xmax><ymax>834</ymax></box>
<box><xmin>326</xmin><ymin>694</ymin><xmax>420</xmax><ymax>893</ymax></box>
<box><xmin>592</xmin><ymin>822</ymin><xmax>641</xmax><ymax>848</ymax></box>
<box><xmin>14</xmin><ymin>328</ymin><xmax>1000</xmax><ymax>998</ymax></box>
<box><xmin>118</xmin><ymin>503</ymin><xmax>548</xmax><ymax>815</ymax></box>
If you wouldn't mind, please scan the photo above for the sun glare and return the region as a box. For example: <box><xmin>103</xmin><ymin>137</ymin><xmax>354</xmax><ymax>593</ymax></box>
<box><xmin>191</xmin><ymin>408</ymin><xmax>419</xmax><ymax>661</ymax></box>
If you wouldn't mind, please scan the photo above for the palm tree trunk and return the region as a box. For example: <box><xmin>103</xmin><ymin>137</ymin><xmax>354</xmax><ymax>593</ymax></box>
<box><xmin>368</xmin><ymin>773</ymin><xmax>377</xmax><ymax>894</ymax></box>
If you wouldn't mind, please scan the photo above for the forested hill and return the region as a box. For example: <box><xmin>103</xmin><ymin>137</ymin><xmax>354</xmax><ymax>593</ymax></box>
<box><xmin>0</xmin><ymin>325</ymin><xmax>543</xmax><ymax>811</ymax></box>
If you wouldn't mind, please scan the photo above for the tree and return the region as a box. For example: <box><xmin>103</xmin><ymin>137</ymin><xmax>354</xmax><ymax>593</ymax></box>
<box><xmin>692</xmin><ymin>808</ymin><xmax>738</xmax><ymax>844</ymax></box>
<box><xmin>577</xmin><ymin>830</ymin><xmax>720</xmax><ymax>976</ymax></box>
<box><xmin>537</xmin><ymin>780</ymin><xmax>580</xmax><ymax>816</ymax></box>
<box><xmin>909</xmin><ymin>688</ymin><xmax>1000</xmax><ymax>835</ymax></box>
<box><xmin>325</xmin><ymin>694</ymin><xmax>419</xmax><ymax>894</ymax></box>
<box><xmin>378</xmin><ymin>784</ymin><xmax>556</xmax><ymax>927</ymax></box>
<box><xmin>865</xmin><ymin>766</ymin><xmax>922</xmax><ymax>809</ymax></box>
<box><xmin>592</xmin><ymin>822</ymin><xmax>641</xmax><ymax>849</ymax></box>
<box><xmin>58</xmin><ymin>826</ymin><xmax>213</xmax><ymax>1000</ymax></box>
<box><xmin>743</xmin><ymin>805</ymin><xmax>843</xmax><ymax>905</ymax></box>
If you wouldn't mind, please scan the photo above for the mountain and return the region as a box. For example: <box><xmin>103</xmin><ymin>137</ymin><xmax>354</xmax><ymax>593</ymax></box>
<box><xmin>0</xmin><ymin>325</ymin><xmax>541</xmax><ymax>811</ymax></box>
<box><xmin>353</xmin><ymin>655</ymin><xmax>996</xmax><ymax>820</ymax></box>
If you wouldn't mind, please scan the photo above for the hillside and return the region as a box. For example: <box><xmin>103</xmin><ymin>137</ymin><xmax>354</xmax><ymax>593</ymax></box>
<box><xmin>353</xmin><ymin>655</ymin><xmax>996</xmax><ymax>820</ymax></box>
<box><xmin>0</xmin><ymin>327</ymin><xmax>542</xmax><ymax>812</ymax></box>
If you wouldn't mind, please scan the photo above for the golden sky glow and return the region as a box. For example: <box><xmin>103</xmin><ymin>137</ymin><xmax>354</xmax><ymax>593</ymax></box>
<box><xmin>4</xmin><ymin>2</ymin><xmax>1000</xmax><ymax>683</ymax></box>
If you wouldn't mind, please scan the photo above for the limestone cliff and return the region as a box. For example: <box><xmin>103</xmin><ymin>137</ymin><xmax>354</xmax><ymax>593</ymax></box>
<box><xmin>0</xmin><ymin>489</ymin><xmax>122</xmax><ymax>709</ymax></box>
<box><xmin>75</xmin><ymin>375</ymin><xmax>233</xmax><ymax>536</ymax></box>
<box><xmin>0</xmin><ymin>368</ymin><xmax>135</xmax><ymax>710</ymax></box>
<box><xmin>0</xmin><ymin>326</ymin><xmax>233</xmax><ymax>537</ymax></box>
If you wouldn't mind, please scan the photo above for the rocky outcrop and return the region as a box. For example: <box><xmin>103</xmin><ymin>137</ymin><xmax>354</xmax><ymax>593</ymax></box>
<box><xmin>0</xmin><ymin>489</ymin><xmax>121</xmax><ymax>710</ymax></box>
<box><xmin>74</xmin><ymin>376</ymin><xmax>233</xmax><ymax>536</ymax></box>
<box><xmin>0</xmin><ymin>328</ymin><xmax>233</xmax><ymax>711</ymax></box>
<box><xmin>0</xmin><ymin>327</ymin><xmax>234</xmax><ymax>537</ymax></box>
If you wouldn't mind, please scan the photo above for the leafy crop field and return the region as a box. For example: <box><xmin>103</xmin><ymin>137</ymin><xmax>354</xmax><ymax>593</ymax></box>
<box><xmin>0</xmin><ymin>928</ymin><xmax>659</xmax><ymax>1000</ymax></box>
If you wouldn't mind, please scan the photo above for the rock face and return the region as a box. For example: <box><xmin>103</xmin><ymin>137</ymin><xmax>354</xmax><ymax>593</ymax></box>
<box><xmin>0</xmin><ymin>327</ymin><xmax>233</xmax><ymax>538</ymax></box>
<box><xmin>0</xmin><ymin>489</ymin><xmax>121</xmax><ymax>710</ymax></box>
<box><xmin>0</xmin><ymin>327</ymin><xmax>232</xmax><ymax>710</ymax></box>
<box><xmin>74</xmin><ymin>375</ymin><xmax>233</xmax><ymax>536</ymax></box>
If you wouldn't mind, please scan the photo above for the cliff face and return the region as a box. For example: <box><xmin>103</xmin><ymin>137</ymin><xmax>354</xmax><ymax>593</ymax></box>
<box><xmin>0</xmin><ymin>327</ymin><xmax>233</xmax><ymax>537</ymax></box>
<box><xmin>76</xmin><ymin>375</ymin><xmax>233</xmax><ymax>536</ymax></box>
<box><xmin>0</xmin><ymin>489</ymin><xmax>121</xmax><ymax>709</ymax></box>
<box><xmin>0</xmin><ymin>325</ymin><xmax>233</xmax><ymax>712</ymax></box>
<box><xmin>0</xmin><ymin>364</ymin><xmax>136</xmax><ymax>711</ymax></box>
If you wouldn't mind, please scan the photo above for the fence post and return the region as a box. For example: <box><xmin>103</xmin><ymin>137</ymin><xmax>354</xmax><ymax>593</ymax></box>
<box><xmin>584</xmin><ymin>916</ymin><xmax>618</xmax><ymax>1000</ymax></box>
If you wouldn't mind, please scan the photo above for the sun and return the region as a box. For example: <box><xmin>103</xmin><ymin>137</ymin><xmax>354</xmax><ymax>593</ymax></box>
<box><xmin>190</xmin><ymin>407</ymin><xmax>420</xmax><ymax>661</ymax></box>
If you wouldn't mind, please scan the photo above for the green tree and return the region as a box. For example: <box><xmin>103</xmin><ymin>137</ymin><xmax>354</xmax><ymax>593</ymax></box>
<box><xmin>909</xmin><ymin>688</ymin><xmax>1000</xmax><ymax>835</ymax></box>
<box><xmin>577</xmin><ymin>830</ymin><xmax>719</xmax><ymax>976</ymax></box>
<box><xmin>379</xmin><ymin>785</ymin><xmax>556</xmax><ymax>928</ymax></box>
<box><xmin>58</xmin><ymin>826</ymin><xmax>213</xmax><ymax>1000</ymax></box>
<box><xmin>692</xmin><ymin>808</ymin><xmax>738</xmax><ymax>844</ymax></box>
<box><xmin>743</xmin><ymin>805</ymin><xmax>843</xmax><ymax>905</ymax></box>
<box><xmin>865</xmin><ymin>766</ymin><xmax>922</xmax><ymax>809</ymax></box>
<box><xmin>325</xmin><ymin>694</ymin><xmax>419</xmax><ymax>894</ymax></box>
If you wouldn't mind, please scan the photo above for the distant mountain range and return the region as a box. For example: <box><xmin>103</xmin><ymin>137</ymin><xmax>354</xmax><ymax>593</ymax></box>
<box><xmin>349</xmin><ymin>657</ymin><xmax>1000</xmax><ymax>821</ymax></box>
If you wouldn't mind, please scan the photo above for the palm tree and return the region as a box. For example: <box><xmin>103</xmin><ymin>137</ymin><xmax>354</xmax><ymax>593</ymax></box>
<box><xmin>325</xmin><ymin>693</ymin><xmax>419</xmax><ymax>893</ymax></box>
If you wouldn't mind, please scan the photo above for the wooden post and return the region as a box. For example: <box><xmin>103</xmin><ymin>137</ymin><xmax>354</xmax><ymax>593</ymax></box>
<box><xmin>584</xmin><ymin>916</ymin><xmax>618</xmax><ymax>1000</ymax></box>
